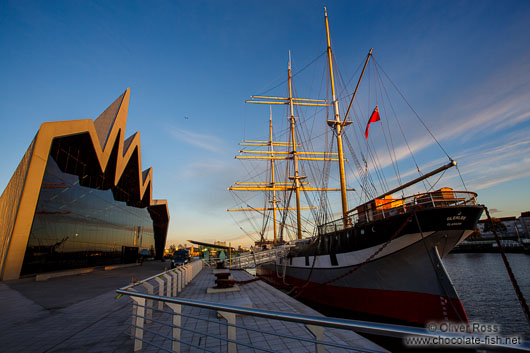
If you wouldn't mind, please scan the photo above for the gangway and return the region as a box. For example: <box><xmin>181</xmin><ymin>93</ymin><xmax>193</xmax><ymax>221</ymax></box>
<box><xmin>230</xmin><ymin>246</ymin><xmax>290</xmax><ymax>269</ymax></box>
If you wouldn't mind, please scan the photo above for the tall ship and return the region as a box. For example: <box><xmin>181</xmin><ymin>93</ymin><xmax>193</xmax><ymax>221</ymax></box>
<box><xmin>228</xmin><ymin>8</ymin><xmax>483</xmax><ymax>327</ymax></box>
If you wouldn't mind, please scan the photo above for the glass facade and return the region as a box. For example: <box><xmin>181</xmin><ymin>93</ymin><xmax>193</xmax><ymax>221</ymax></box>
<box><xmin>20</xmin><ymin>156</ymin><xmax>155</xmax><ymax>276</ymax></box>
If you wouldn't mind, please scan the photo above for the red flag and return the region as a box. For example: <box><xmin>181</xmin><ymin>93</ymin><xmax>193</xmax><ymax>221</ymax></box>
<box><xmin>365</xmin><ymin>106</ymin><xmax>380</xmax><ymax>139</ymax></box>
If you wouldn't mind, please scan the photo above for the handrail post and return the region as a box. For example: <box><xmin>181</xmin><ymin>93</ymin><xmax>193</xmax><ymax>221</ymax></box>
<box><xmin>218</xmin><ymin>311</ymin><xmax>237</xmax><ymax>353</ymax></box>
<box><xmin>141</xmin><ymin>282</ymin><xmax>154</xmax><ymax>322</ymax></box>
<box><xmin>182</xmin><ymin>265</ymin><xmax>188</xmax><ymax>285</ymax></box>
<box><xmin>170</xmin><ymin>270</ymin><xmax>178</xmax><ymax>296</ymax></box>
<box><xmin>166</xmin><ymin>303</ymin><xmax>182</xmax><ymax>353</ymax></box>
<box><xmin>186</xmin><ymin>265</ymin><xmax>191</xmax><ymax>285</ymax></box>
<box><xmin>117</xmin><ymin>287</ymin><xmax>530</xmax><ymax>353</ymax></box>
<box><xmin>130</xmin><ymin>296</ymin><xmax>146</xmax><ymax>352</ymax></box>
<box><xmin>163</xmin><ymin>273</ymin><xmax>172</xmax><ymax>297</ymax></box>
<box><xmin>195</xmin><ymin>260</ymin><xmax>202</xmax><ymax>278</ymax></box>
<box><xmin>177</xmin><ymin>267</ymin><xmax>185</xmax><ymax>291</ymax></box>
<box><xmin>154</xmin><ymin>277</ymin><xmax>165</xmax><ymax>310</ymax></box>
<box><xmin>176</xmin><ymin>268</ymin><xmax>182</xmax><ymax>293</ymax></box>
<box><xmin>305</xmin><ymin>324</ymin><xmax>325</xmax><ymax>353</ymax></box>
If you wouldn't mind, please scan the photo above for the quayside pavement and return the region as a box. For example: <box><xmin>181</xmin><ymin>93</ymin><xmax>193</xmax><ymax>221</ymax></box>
<box><xmin>0</xmin><ymin>261</ymin><xmax>169</xmax><ymax>353</ymax></box>
<box><xmin>141</xmin><ymin>267</ymin><xmax>386</xmax><ymax>352</ymax></box>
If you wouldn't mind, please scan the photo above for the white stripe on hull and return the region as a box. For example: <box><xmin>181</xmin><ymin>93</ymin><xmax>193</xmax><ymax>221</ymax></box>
<box><xmin>288</xmin><ymin>229</ymin><xmax>472</xmax><ymax>268</ymax></box>
<box><xmin>289</xmin><ymin>231</ymin><xmax>435</xmax><ymax>268</ymax></box>
<box><xmin>263</xmin><ymin>229</ymin><xmax>473</xmax><ymax>296</ymax></box>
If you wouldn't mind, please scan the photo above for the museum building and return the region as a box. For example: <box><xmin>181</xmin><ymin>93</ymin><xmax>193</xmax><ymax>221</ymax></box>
<box><xmin>0</xmin><ymin>89</ymin><xmax>169</xmax><ymax>280</ymax></box>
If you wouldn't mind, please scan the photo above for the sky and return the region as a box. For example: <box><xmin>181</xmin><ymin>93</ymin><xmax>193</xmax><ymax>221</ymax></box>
<box><xmin>1</xmin><ymin>0</ymin><xmax>530</xmax><ymax>248</ymax></box>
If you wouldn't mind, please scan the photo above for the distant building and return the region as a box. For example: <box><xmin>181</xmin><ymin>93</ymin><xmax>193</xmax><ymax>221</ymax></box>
<box><xmin>477</xmin><ymin>213</ymin><xmax>529</xmax><ymax>240</ymax></box>
<box><xmin>519</xmin><ymin>211</ymin><xmax>530</xmax><ymax>238</ymax></box>
<box><xmin>188</xmin><ymin>240</ymin><xmax>235</xmax><ymax>259</ymax></box>
<box><xmin>0</xmin><ymin>89</ymin><xmax>169</xmax><ymax>280</ymax></box>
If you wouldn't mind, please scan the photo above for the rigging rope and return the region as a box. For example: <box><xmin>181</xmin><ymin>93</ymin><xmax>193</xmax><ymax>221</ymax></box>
<box><xmin>374</xmin><ymin>63</ymin><xmax>403</xmax><ymax>189</ymax></box>
<box><xmin>333</xmin><ymin>52</ymin><xmax>388</xmax><ymax>202</ymax></box>
<box><xmin>255</xmin><ymin>51</ymin><xmax>327</xmax><ymax>97</ymax></box>
<box><xmin>374</xmin><ymin>61</ymin><xmax>432</xmax><ymax>192</ymax></box>
<box><xmin>227</xmin><ymin>210</ymin><xmax>258</xmax><ymax>242</ymax></box>
<box><xmin>425</xmin><ymin>168</ymin><xmax>447</xmax><ymax>192</ymax></box>
<box><xmin>456</xmin><ymin>164</ymin><xmax>468</xmax><ymax>192</ymax></box>
<box><xmin>373</xmin><ymin>57</ymin><xmax>452</xmax><ymax>160</ymax></box>
<box><xmin>343</xmin><ymin>133</ymin><xmax>376</xmax><ymax>200</ymax></box>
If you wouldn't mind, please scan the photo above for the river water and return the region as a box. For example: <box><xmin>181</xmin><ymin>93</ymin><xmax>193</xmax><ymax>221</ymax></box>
<box><xmin>247</xmin><ymin>252</ymin><xmax>530</xmax><ymax>342</ymax></box>
<box><xmin>444</xmin><ymin>253</ymin><xmax>530</xmax><ymax>341</ymax></box>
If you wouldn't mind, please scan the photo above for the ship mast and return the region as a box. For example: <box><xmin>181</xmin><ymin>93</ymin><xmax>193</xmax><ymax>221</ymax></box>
<box><xmin>324</xmin><ymin>8</ymin><xmax>454</xmax><ymax>216</ymax></box>
<box><xmin>287</xmin><ymin>52</ymin><xmax>304</xmax><ymax>239</ymax></box>
<box><xmin>325</xmin><ymin>7</ymin><xmax>350</xmax><ymax>228</ymax></box>
<box><xmin>268</xmin><ymin>106</ymin><xmax>278</xmax><ymax>244</ymax></box>
<box><xmin>231</xmin><ymin>52</ymin><xmax>354</xmax><ymax>241</ymax></box>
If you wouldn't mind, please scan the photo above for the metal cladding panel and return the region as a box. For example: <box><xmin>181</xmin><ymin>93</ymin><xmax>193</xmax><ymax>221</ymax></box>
<box><xmin>0</xmin><ymin>138</ymin><xmax>36</xmax><ymax>276</ymax></box>
<box><xmin>94</xmin><ymin>91</ymin><xmax>126</xmax><ymax>150</ymax></box>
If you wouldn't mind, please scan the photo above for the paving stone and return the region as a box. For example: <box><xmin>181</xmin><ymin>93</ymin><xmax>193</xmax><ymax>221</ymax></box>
<box><xmin>2</xmin><ymin>261</ymin><xmax>387</xmax><ymax>352</ymax></box>
<box><xmin>1</xmin><ymin>261</ymin><xmax>169</xmax><ymax>352</ymax></box>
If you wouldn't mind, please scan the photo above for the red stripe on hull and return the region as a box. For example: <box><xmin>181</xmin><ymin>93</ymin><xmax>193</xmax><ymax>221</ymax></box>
<box><xmin>259</xmin><ymin>267</ymin><xmax>468</xmax><ymax>326</ymax></box>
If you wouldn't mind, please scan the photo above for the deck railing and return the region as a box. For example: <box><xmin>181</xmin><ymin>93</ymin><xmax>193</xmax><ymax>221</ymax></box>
<box><xmin>117</xmin><ymin>268</ymin><xmax>529</xmax><ymax>352</ymax></box>
<box><xmin>318</xmin><ymin>190</ymin><xmax>478</xmax><ymax>234</ymax></box>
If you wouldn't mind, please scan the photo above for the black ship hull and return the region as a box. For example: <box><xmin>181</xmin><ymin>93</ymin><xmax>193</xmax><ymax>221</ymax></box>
<box><xmin>257</xmin><ymin>205</ymin><xmax>483</xmax><ymax>326</ymax></box>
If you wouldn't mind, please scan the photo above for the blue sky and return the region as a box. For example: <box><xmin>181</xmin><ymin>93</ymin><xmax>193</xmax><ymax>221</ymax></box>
<box><xmin>1</xmin><ymin>0</ymin><xmax>529</xmax><ymax>247</ymax></box>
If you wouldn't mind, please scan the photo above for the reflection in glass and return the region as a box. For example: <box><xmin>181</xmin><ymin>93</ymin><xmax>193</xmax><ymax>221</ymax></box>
<box><xmin>21</xmin><ymin>156</ymin><xmax>155</xmax><ymax>275</ymax></box>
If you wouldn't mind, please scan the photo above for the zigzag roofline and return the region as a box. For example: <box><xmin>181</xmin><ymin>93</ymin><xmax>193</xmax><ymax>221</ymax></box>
<box><xmin>38</xmin><ymin>88</ymin><xmax>155</xmax><ymax>202</ymax></box>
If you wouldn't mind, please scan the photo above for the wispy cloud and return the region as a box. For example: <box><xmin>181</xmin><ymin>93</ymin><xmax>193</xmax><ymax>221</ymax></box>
<box><xmin>458</xmin><ymin>142</ymin><xmax>530</xmax><ymax>173</ymax></box>
<box><xmin>175</xmin><ymin>160</ymin><xmax>224</xmax><ymax>179</ymax></box>
<box><xmin>430</xmin><ymin>54</ymin><xmax>530</xmax><ymax>140</ymax></box>
<box><xmin>223</xmin><ymin>231</ymin><xmax>260</xmax><ymax>244</ymax></box>
<box><xmin>439</xmin><ymin>91</ymin><xmax>530</xmax><ymax>142</ymax></box>
<box><xmin>472</xmin><ymin>169</ymin><xmax>530</xmax><ymax>190</ymax></box>
<box><xmin>382</xmin><ymin>155</ymin><xmax>449</xmax><ymax>185</ymax></box>
<box><xmin>169</xmin><ymin>127</ymin><xmax>223</xmax><ymax>153</ymax></box>
<box><xmin>354</xmin><ymin>54</ymin><xmax>530</xmax><ymax>197</ymax></box>
<box><xmin>450</xmin><ymin>129</ymin><xmax>530</xmax><ymax>190</ymax></box>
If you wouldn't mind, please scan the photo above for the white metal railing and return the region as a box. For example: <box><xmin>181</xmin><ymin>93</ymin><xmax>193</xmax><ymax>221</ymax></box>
<box><xmin>229</xmin><ymin>246</ymin><xmax>290</xmax><ymax>269</ymax></box>
<box><xmin>319</xmin><ymin>190</ymin><xmax>478</xmax><ymax>234</ymax></box>
<box><xmin>116</xmin><ymin>285</ymin><xmax>530</xmax><ymax>353</ymax></box>
<box><xmin>118</xmin><ymin>259</ymin><xmax>203</xmax><ymax>344</ymax></box>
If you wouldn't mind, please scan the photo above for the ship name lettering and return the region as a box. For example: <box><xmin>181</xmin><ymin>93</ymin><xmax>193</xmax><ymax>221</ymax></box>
<box><xmin>446</xmin><ymin>215</ymin><xmax>466</xmax><ymax>221</ymax></box>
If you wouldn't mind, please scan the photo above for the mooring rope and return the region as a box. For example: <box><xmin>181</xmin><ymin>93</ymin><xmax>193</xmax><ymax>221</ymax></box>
<box><xmin>483</xmin><ymin>205</ymin><xmax>530</xmax><ymax>325</ymax></box>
